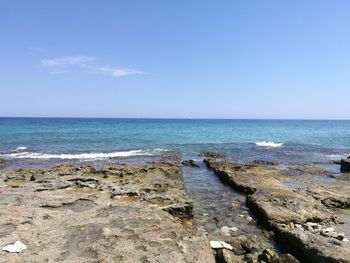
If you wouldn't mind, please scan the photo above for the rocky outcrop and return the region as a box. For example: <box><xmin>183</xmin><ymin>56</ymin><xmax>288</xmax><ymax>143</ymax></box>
<box><xmin>0</xmin><ymin>155</ymin><xmax>214</xmax><ymax>263</ymax></box>
<box><xmin>0</xmin><ymin>158</ymin><xmax>11</xmax><ymax>170</ymax></box>
<box><xmin>203</xmin><ymin>156</ymin><xmax>350</xmax><ymax>263</ymax></box>
<box><xmin>340</xmin><ymin>158</ymin><xmax>350</xmax><ymax>173</ymax></box>
<box><xmin>199</xmin><ymin>152</ymin><xmax>225</xmax><ymax>158</ymax></box>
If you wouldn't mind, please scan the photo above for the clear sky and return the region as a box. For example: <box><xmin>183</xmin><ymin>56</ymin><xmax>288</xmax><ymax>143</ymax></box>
<box><xmin>1</xmin><ymin>1</ymin><xmax>349</xmax><ymax>119</ymax></box>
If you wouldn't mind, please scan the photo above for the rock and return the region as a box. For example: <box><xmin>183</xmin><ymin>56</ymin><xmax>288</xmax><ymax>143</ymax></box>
<box><xmin>210</xmin><ymin>241</ymin><xmax>233</xmax><ymax>250</ymax></box>
<box><xmin>295</xmin><ymin>224</ymin><xmax>302</xmax><ymax>229</ymax></box>
<box><xmin>199</xmin><ymin>152</ymin><xmax>225</xmax><ymax>158</ymax></box>
<box><xmin>181</xmin><ymin>160</ymin><xmax>200</xmax><ymax>167</ymax></box>
<box><xmin>0</xmin><ymin>158</ymin><xmax>11</xmax><ymax>170</ymax></box>
<box><xmin>216</xmin><ymin>249</ymin><xmax>237</xmax><ymax>263</ymax></box>
<box><xmin>324</xmin><ymin>227</ymin><xmax>335</xmax><ymax>232</ymax></box>
<box><xmin>207</xmin><ymin>158</ymin><xmax>350</xmax><ymax>262</ymax></box>
<box><xmin>3</xmin><ymin>241</ymin><xmax>27</xmax><ymax>253</ymax></box>
<box><xmin>259</xmin><ymin>248</ymin><xmax>276</xmax><ymax>263</ymax></box>
<box><xmin>334</xmin><ymin>232</ymin><xmax>346</xmax><ymax>241</ymax></box>
<box><xmin>30</xmin><ymin>174</ymin><xmax>36</xmax><ymax>181</ymax></box>
<box><xmin>239</xmin><ymin>238</ymin><xmax>259</xmax><ymax>254</ymax></box>
<box><xmin>0</xmin><ymin>157</ymin><xmax>215</xmax><ymax>262</ymax></box>
<box><xmin>275</xmin><ymin>253</ymin><xmax>300</xmax><ymax>263</ymax></box>
<box><xmin>219</xmin><ymin>226</ymin><xmax>238</xmax><ymax>236</ymax></box>
<box><xmin>340</xmin><ymin>158</ymin><xmax>350</xmax><ymax>173</ymax></box>
<box><xmin>227</xmin><ymin>238</ymin><xmax>246</xmax><ymax>255</ymax></box>
<box><xmin>251</xmin><ymin>160</ymin><xmax>277</xmax><ymax>166</ymax></box>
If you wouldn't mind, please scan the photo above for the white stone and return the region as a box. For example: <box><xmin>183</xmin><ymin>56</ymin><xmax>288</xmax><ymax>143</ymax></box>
<box><xmin>324</xmin><ymin>227</ymin><xmax>335</xmax><ymax>232</ymax></box>
<box><xmin>343</xmin><ymin>238</ymin><xmax>349</xmax><ymax>242</ymax></box>
<box><xmin>230</xmin><ymin>226</ymin><xmax>238</xmax><ymax>232</ymax></box>
<box><xmin>2</xmin><ymin>241</ymin><xmax>27</xmax><ymax>253</ymax></box>
<box><xmin>210</xmin><ymin>241</ymin><xmax>233</xmax><ymax>250</ymax></box>
<box><xmin>295</xmin><ymin>224</ymin><xmax>302</xmax><ymax>228</ymax></box>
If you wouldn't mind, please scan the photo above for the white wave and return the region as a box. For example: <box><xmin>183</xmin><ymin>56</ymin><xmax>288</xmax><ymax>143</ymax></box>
<box><xmin>1</xmin><ymin>149</ymin><xmax>165</xmax><ymax>160</ymax></box>
<box><xmin>326</xmin><ymin>153</ymin><xmax>350</xmax><ymax>160</ymax></box>
<box><xmin>255</xmin><ymin>141</ymin><xmax>284</xmax><ymax>148</ymax></box>
<box><xmin>15</xmin><ymin>146</ymin><xmax>27</xmax><ymax>151</ymax></box>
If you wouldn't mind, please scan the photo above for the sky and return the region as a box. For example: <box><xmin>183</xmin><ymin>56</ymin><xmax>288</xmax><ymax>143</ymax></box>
<box><xmin>0</xmin><ymin>0</ymin><xmax>349</xmax><ymax>119</ymax></box>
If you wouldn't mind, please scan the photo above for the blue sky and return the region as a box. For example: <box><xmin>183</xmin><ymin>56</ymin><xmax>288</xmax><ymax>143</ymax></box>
<box><xmin>1</xmin><ymin>1</ymin><xmax>349</xmax><ymax>119</ymax></box>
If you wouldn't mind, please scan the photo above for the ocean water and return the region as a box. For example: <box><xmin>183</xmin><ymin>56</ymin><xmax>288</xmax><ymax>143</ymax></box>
<box><xmin>1</xmin><ymin>118</ymin><xmax>350</xmax><ymax>168</ymax></box>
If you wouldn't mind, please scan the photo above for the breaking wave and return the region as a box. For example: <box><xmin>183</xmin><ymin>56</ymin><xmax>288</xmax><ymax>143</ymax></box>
<box><xmin>255</xmin><ymin>141</ymin><xmax>284</xmax><ymax>148</ymax></box>
<box><xmin>15</xmin><ymin>146</ymin><xmax>27</xmax><ymax>151</ymax></box>
<box><xmin>1</xmin><ymin>149</ymin><xmax>165</xmax><ymax>160</ymax></box>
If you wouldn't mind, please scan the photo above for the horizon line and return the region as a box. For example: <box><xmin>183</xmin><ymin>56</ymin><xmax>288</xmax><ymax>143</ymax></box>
<box><xmin>1</xmin><ymin>116</ymin><xmax>350</xmax><ymax>121</ymax></box>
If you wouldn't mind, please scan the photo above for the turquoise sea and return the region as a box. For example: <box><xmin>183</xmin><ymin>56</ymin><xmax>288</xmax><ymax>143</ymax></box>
<box><xmin>1</xmin><ymin>118</ymin><xmax>350</xmax><ymax>168</ymax></box>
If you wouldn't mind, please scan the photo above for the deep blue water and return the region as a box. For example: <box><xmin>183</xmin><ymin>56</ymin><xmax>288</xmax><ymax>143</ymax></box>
<box><xmin>1</xmin><ymin>118</ymin><xmax>350</xmax><ymax>166</ymax></box>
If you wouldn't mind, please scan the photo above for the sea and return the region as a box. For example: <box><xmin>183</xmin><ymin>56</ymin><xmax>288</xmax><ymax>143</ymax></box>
<box><xmin>1</xmin><ymin>117</ymin><xmax>350</xmax><ymax>242</ymax></box>
<box><xmin>1</xmin><ymin>118</ymin><xmax>350</xmax><ymax>170</ymax></box>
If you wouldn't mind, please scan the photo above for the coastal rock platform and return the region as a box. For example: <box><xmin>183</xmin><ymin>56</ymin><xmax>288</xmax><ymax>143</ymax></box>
<box><xmin>204</xmin><ymin>155</ymin><xmax>350</xmax><ymax>263</ymax></box>
<box><xmin>0</xmin><ymin>155</ymin><xmax>214</xmax><ymax>263</ymax></box>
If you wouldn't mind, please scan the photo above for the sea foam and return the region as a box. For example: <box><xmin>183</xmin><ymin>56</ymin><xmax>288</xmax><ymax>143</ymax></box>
<box><xmin>1</xmin><ymin>149</ymin><xmax>165</xmax><ymax>160</ymax></box>
<box><xmin>15</xmin><ymin>146</ymin><xmax>27</xmax><ymax>151</ymax></box>
<box><xmin>255</xmin><ymin>141</ymin><xmax>284</xmax><ymax>148</ymax></box>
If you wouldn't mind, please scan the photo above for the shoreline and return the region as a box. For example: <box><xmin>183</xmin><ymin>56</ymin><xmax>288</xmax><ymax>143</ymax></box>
<box><xmin>0</xmin><ymin>153</ymin><xmax>349</xmax><ymax>262</ymax></box>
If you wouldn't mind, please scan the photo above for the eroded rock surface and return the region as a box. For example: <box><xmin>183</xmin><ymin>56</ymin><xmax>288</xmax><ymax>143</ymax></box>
<box><xmin>204</xmin><ymin>155</ymin><xmax>350</xmax><ymax>263</ymax></box>
<box><xmin>0</xmin><ymin>155</ymin><xmax>214</xmax><ymax>263</ymax></box>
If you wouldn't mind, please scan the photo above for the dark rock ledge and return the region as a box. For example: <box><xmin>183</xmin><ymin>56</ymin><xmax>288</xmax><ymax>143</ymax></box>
<box><xmin>204</xmin><ymin>155</ymin><xmax>350</xmax><ymax>263</ymax></box>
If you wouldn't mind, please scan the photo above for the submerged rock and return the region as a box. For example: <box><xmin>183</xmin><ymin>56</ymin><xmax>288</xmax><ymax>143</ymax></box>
<box><xmin>199</xmin><ymin>152</ymin><xmax>225</xmax><ymax>158</ymax></box>
<box><xmin>181</xmin><ymin>159</ymin><xmax>200</xmax><ymax>167</ymax></box>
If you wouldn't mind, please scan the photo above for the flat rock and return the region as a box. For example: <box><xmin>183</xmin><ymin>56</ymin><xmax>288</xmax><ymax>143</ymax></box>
<box><xmin>0</xmin><ymin>155</ymin><xmax>214</xmax><ymax>262</ymax></box>
<box><xmin>205</xmin><ymin>158</ymin><xmax>350</xmax><ymax>263</ymax></box>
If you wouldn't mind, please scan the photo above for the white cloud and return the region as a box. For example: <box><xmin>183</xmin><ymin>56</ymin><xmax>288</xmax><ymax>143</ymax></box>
<box><xmin>97</xmin><ymin>66</ymin><xmax>145</xmax><ymax>77</ymax></box>
<box><xmin>40</xmin><ymin>56</ymin><xmax>144</xmax><ymax>78</ymax></box>
<box><xmin>41</xmin><ymin>56</ymin><xmax>96</xmax><ymax>67</ymax></box>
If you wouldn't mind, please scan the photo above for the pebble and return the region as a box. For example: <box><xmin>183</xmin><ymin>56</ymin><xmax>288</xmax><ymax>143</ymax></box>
<box><xmin>343</xmin><ymin>238</ymin><xmax>349</xmax><ymax>242</ymax></box>
<box><xmin>246</xmin><ymin>216</ymin><xmax>253</xmax><ymax>222</ymax></box>
<box><xmin>2</xmin><ymin>241</ymin><xmax>27</xmax><ymax>253</ymax></box>
<box><xmin>210</xmin><ymin>240</ymin><xmax>233</xmax><ymax>250</ymax></box>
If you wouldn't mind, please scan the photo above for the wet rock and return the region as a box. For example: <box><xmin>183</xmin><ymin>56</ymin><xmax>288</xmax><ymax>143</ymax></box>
<box><xmin>216</xmin><ymin>248</ymin><xmax>240</xmax><ymax>263</ymax></box>
<box><xmin>0</xmin><ymin>158</ymin><xmax>11</xmax><ymax>170</ymax></box>
<box><xmin>199</xmin><ymin>152</ymin><xmax>225</xmax><ymax>158</ymax></box>
<box><xmin>206</xmin><ymin>158</ymin><xmax>350</xmax><ymax>262</ymax></box>
<box><xmin>340</xmin><ymin>158</ymin><xmax>350</xmax><ymax>173</ymax></box>
<box><xmin>258</xmin><ymin>248</ymin><xmax>276</xmax><ymax>263</ymax></box>
<box><xmin>227</xmin><ymin>238</ymin><xmax>246</xmax><ymax>255</ymax></box>
<box><xmin>239</xmin><ymin>237</ymin><xmax>259</xmax><ymax>254</ymax></box>
<box><xmin>274</xmin><ymin>253</ymin><xmax>300</xmax><ymax>263</ymax></box>
<box><xmin>251</xmin><ymin>160</ymin><xmax>277</xmax><ymax>166</ymax></box>
<box><xmin>181</xmin><ymin>159</ymin><xmax>200</xmax><ymax>167</ymax></box>
<box><xmin>219</xmin><ymin>226</ymin><xmax>238</xmax><ymax>236</ymax></box>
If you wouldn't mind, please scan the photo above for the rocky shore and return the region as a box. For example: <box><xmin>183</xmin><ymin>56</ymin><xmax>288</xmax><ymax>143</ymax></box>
<box><xmin>0</xmin><ymin>154</ymin><xmax>214</xmax><ymax>263</ymax></box>
<box><xmin>204</xmin><ymin>154</ymin><xmax>350</xmax><ymax>263</ymax></box>
<box><xmin>1</xmin><ymin>152</ymin><xmax>349</xmax><ymax>263</ymax></box>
